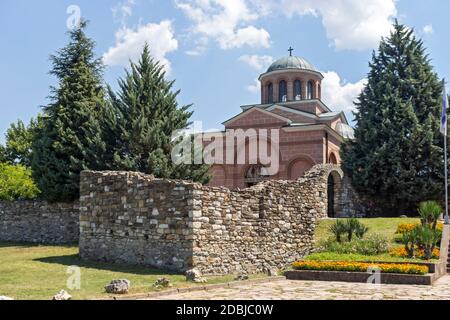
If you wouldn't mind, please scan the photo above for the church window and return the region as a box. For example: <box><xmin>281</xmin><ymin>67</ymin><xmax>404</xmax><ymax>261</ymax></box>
<box><xmin>268</xmin><ymin>83</ymin><xmax>274</xmax><ymax>103</ymax></box>
<box><xmin>279</xmin><ymin>80</ymin><xmax>287</xmax><ymax>102</ymax></box>
<box><xmin>294</xmin><ymin>80</ymin><xmax>302</xmax><ymax>100</ymax></box>
<box><xmin>307</xmin><ymin>81</ymin><xmax>314</xmax><ymax>99</ymax></box>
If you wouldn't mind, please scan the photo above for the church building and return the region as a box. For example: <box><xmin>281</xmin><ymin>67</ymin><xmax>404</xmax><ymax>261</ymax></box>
<box><xmin>207</xmin><ymin>51</ymin><xmax>354</xmax><ymax>189</ymax></box>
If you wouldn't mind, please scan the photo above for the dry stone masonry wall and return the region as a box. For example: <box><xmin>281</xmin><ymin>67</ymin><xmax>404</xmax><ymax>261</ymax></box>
<box><xmin>0</xmin><ymin>201</ymin><xmax>79</xmax><ymax>244</ymax></box>
<box><xmin>79</xmin><ymin>165</ymin><xmax>344</xmax><ymax>274</ymax></box>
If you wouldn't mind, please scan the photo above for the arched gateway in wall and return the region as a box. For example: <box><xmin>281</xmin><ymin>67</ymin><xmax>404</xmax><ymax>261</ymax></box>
<box><xmin>300</xmin><ymin>164</ymin><xmax>344</xmax><ymax>219</ymax></box>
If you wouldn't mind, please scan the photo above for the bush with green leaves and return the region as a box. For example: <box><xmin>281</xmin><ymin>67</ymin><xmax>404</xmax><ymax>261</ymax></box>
<box><xmin>0</xmin><ymin>163</ymin><xmax>40</xmax><ymax>201</ymax></box>
<box><xmin>320</xmin><ymin>234</ymin><xmax>389</xmax><ymax>256</ymax></box>
<box><xmin>418</xmin><ymin>201</ymin><xmax>442</xmax><ymax>231</ymax></box>
<box><xmin>329</xmin><ymin>220</ymin><xmax>347</xmax><ymax>243</ymax></box>
<box><xmin>329</xmin><ymin>218</ymin><xmax>369</xmax><ymax>243</ymax></box>
<box><xmin>401</xmin><ymin>201</ymin><xmax>443</xmax><ymax>259</ymax></box>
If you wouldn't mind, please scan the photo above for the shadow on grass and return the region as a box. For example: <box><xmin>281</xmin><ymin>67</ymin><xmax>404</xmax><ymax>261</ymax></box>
<box><xmin>35</xmin><ymin>254</ymin><xmax>183</xmax><ymax>276</ymax></box>
<box><xmin>0</xmin><ymin>241</ymin><xmax>77</xmax><ymax>249</ymax></box>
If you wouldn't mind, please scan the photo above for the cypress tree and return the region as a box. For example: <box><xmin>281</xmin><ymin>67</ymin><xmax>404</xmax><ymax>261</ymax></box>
<box><xmin>341</xmin><ymin>21</ymin><xmax>444</xmax><ymax>214</ymax></box>
<box><xmin>107</xmin><ymin>44</ymin><xmax>210</xmax><ymax>183</ymax></box>
<box><xmin>31</xmin><ymin>21</ymin><xmax>107</xmax><ymax>202</ymax></box>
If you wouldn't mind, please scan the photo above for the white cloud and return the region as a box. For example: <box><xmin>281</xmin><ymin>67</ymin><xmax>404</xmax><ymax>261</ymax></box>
<box><xmin>253</xmin><ymin>0</ymin><xmax>397</xmax><ymax>50</ymax></box>
<box><xmin>176</xmin><ymin>0</ymin><xmax>271</xmax><ymax>51</ymax></box>
<box><xmin>423</xmin><ymin>24</ymin><xmax>434</xmax><ymax>35</ymax></box>
<box><xmin>247</xmin><ymin>79</ymin><xmax>261</xmax><ymax>93</ymax></box>
<box><xmin>112</xmin><ymin>0</ymin><xmax>136</xmax><ymax>24</ymax></box>
<box><xmin>103</xmin><ymin>20</ymin><xmax>178</xmax><ymax>74</ymax></box>
<box><xmin>239</xmin><ymin>55</ymin><xmax>273</xmax><ymax>71</ymax></box>
<box><xmin>321</xmin><ymin>71</ymin><xmax>367</xmax><ymax>113</ymax></box>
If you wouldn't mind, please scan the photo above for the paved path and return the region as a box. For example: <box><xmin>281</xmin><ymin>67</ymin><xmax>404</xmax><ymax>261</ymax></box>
<box><xmin>143</xmin><ymin>276</ymin><xmax>450</xmax><ymax>300</ymax></box>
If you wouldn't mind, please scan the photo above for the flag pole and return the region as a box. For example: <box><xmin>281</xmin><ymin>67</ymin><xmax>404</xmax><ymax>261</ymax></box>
<box><xmin>444</xmin><ymin>78</ymin><xmax>449</xmax><ymax>225</ymax></box>
<box><xmin>445</xmin><ymin>123</ymin><xmax>449</xmax><ymax>224</ymax></box>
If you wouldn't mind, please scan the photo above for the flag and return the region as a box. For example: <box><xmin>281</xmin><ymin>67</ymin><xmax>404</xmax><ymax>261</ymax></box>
<box><xmin>441</xmin><ymin>79</ymin><xmax>448</xmax><ymax>136</ymax></box>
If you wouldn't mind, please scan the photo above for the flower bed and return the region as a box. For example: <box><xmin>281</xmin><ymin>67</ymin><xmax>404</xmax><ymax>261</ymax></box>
<box><xmin>292</xmin><ymin>261</ymin><xmax>429</xmax><ymax>275</ymax></box>
<box><xmin>396</xmin><ymin>222</ymin><xmax>444</xmax><ymax>234</ymax></box>
<box><xmin>390</xmin><ymin>246</ymin><xmax>440</xmax><ymax>260</ymax></box>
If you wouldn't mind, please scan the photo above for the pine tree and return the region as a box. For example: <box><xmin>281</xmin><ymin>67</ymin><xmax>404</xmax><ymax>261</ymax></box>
<box><xmin>31</xmin><ymin>21</ymin><xmax>107</xmax><ymax>202</ymax></box>
<box><xmin>107</xmin><ymin>44</ymin><xmax>210</xmax><ymax>183</ymax></box>
<box><xmin>341</xmin><ymin>21</ymin><xmax>444</xmax><ymax>214</ymax></box>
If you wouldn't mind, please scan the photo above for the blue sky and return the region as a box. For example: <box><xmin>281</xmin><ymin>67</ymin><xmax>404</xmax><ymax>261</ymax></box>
<box><xmin>0</xmin><ymin>0</ymin><xmax>449</xmax><ymax>144</ymax></box>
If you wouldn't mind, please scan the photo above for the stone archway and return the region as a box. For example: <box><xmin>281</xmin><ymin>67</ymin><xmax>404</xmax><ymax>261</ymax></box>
<box><xmin>327</xmin><ymin>170</ymin><xmax>343</xmax><ymax>218</ymax></box>
<box><xmin>301</xmin><ymin>164</ymin><xmax>344</xmax><ymax>219</ymax></box>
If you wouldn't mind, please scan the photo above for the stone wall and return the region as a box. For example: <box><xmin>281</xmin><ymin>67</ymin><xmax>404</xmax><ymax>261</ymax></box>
<box><xmin>0</xmin><ymin>201</ymin><xmax>79</xmax><ymax>244</ymax></box>
<box><xmin>79</xmin><ymin>165</ymin><xmax>343</xmax><ymax>274</ymax></box>
<box><xmin>79</xmin><ymin>171</ymin><xmax>196</xmax><ymax>271</ymax></box>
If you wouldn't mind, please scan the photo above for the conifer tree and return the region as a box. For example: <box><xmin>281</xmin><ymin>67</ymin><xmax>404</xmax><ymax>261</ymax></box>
<box><xmin>341</xmin><ymin>21</ymin><xmax>444</xmax><ymax>214</ymax></box>
<box><xmin>31</xmin><ymin>21</ymin><xmax>107</xmax><ymax>202</ymax></box>
<box><xmin>107</xmin><ymin>44</ymin><xmax>210</xmax><ymax>183</ymax></box>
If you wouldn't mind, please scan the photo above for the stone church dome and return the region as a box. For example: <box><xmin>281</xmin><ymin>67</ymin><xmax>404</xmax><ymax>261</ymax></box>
<box><xmin>267</xmin><ymin>56</ymin><xmax>317</xmax><ymax>73</ymax></box>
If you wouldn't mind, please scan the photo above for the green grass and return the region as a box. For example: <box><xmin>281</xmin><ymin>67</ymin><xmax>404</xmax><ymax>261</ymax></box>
<box><xmin>308</xmin><ymin>218</ymin><xmax>439</xmax><ymax>263</ymax></box>
<box><xmin>0</xmin><ymin>242</ymin><xmax>265</xmax><ymax>300</ymax></box>
<box><xmin>314</xmin><ymin>218</ymin><xmax>420</xmax><ymax>245</ymax></box>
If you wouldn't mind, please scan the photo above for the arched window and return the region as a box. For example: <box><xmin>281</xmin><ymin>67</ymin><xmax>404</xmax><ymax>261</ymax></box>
<box><xmin>279</xmin><ymin>80</ymin><xmax>287</xmax><ymax>102</ymax></box>
<box><xmin>294</xmin><ymin>80</ymin><xmax>302</xmax><ymax>100</ymax></box>
<box><xmin>307</xmin><ymin>81</ymin><xmax>314</xmax><ymax>100</ymax></box>
<box><xmin>267</xmin><ymin>83</ymin><xmax>274</xmax><ymax>103</ymax></box>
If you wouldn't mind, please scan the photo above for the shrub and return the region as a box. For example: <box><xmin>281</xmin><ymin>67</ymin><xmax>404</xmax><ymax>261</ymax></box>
<box><xmin>329</xmin><ymin>218</ymin><xmax>369</xmax><ymax>243</ymax></box>
<box><xmin>354</xmin><ymin>235</ymin><xmax>390</xmax><ymax>255</ymax></box>
<box><xmin>329</xmin><ymin>220</ymin><xmax>347</xmax><ymax>243</ymax></box>
<box><xmin>418</xmin><ymin>201</ymin><xmax>442</xmax><ymax>230</ymax></box>
<box><xmin>355</xmin><ymin>223</ymin><xmax>369</xmax><ymax>239</ymax></box>
<box><xmin>320</xmin><ymin>234</ymin><xmax>389</xmax><ymax>256</ymax></box>
<box><xmin>390</xmin><ymin>247</ymin><xmax>440</xmax><ymax>260</ymax></box>
<box><xmin>0</xmin><ymin>163</ymin><xmax>39</xmax><ymax>201</ymax></box>
<box><xmin>292</xmin><ymin>261</ymin><xmax>429</xmax><ymax>275</ymax></box>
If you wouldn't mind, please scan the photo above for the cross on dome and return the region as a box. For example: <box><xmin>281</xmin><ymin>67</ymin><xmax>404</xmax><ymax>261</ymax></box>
<box><xmin>288</xmin><ymin>46</ymin><xmax>294</xmax><ymax>56</ymax></box>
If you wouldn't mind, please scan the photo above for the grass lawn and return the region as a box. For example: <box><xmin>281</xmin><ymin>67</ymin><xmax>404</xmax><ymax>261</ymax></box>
<box><xmin>307</xmin><ymin>218</ymin><xmax>439</xmax><ymax>263</ymax></box>
<box><xmin>0</xmin><ymin>242</ymin><xmax>265</xmax><ymax>300</ymax></box>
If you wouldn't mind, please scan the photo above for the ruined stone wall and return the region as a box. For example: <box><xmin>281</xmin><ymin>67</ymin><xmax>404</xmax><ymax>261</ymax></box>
<box><xmin>79</xmin><ymin>165</ymin><xmax>342</xmax><ymax>274</ymax></box>
<box><xmin>191</xmin><ymin>180</ymin><xmax>322</xmax><ymax>274</ymax></box>
<box><xmin>0</xmin><ymin>201</ymin><xmax>79</xmax><ymax>244</ymax></box>
<box><xmin>79</xmin><ymin>171</ymin><xmax>197</xmax><ymax>271</ymax></box>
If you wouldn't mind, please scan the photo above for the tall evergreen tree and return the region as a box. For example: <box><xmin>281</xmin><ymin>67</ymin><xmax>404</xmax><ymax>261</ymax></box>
<box><xmin>31</xmin><ymin>21</ymin><xmax>107</xmax><ymax>202</ymax></box>
<box><xmin>107</xmin><ymin>44</ymin><xmax>210</xmax><ymax>183</ymax></box>
<box><xmin>341</xmin><ymin>21</ymin><xmax>444</xmax><ymax>214</ymax></box>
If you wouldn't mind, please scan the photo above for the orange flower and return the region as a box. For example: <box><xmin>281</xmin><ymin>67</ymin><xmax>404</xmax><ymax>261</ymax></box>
<box><xmin>292</xmin><ymin>261</ymin><xmax>428</xmax><ymax>275</ymax></box>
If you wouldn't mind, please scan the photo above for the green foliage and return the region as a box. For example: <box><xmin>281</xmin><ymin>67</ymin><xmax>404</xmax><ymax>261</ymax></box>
<box><xmin>401</xmin><ymin>201</ymin><xmax>442</xmax><ymax>259</ymax></box>
<box><xmin>320</xmin><ymin>234</ymin><xmax>389</xmax><ymax>256</ymax></box>
<box><xmin>329</xmin><ymin>220</ymin><xmax>347</xmax><ymax>243</ymax></box>
<box><xmin>355</xmin><ymin>223</ymin><xmax>370</xmax><ymax>239</ymax></box>
<box><xmin>330</xmin><ymin>218</ymin><xmax>369</xmax><ymax>242</ymax></box>
<box><xmin>0</xmin><ymin>145</ymin><xmax>6</xmax><ymax>163</ymax></box>
<box><xmin>415</xmin><ymin>226</ymin><xmax>441</xmax><ymax>260</ymax></box>
<box><xmin>418</xmin><ymin>201</ymin><xmax>442</xmax><ymax>230</ymax></box>
<box><xmin>3</xmin><ymin>118</ymin><xmax>42</xmax><ymax>167</ymax></box>
<box><xmin>0</xmin><ymin>163</ymin><xmax>39</xmax><ymax>201</ymax></box>
<box><xmin>341</xmin><ymin>21</ymin><xmax>444</xmax><ymax>214</ymax></box>
<box><xmin>31</xmin><ymin>21</ymin><xmax>108</xmax><ymax>202</ymax></box>
<box><xmin>105</xmin><ymin>43</ymin><xmax>210</xmax><ymax>183</ymax></box>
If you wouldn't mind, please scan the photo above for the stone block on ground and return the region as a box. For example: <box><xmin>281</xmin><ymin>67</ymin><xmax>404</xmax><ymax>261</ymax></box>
<box><xmin>52</xmin><ymin>290</ymin><xmax>72</xmax><ymax>301</ymax></box>
<box><xmin>185</xmin><ymin>268</ymin><xmax>208</xmax><ymax>283</ymax></box>
<box><xmin>153</xmin><ymin>278</ymin><xmax>172</xmax><ymax>288</ymax></box>
<box><xmin>105</xmin><ymin>279</ymin><xmax>130</xmax><ymax>294</ymax></box>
